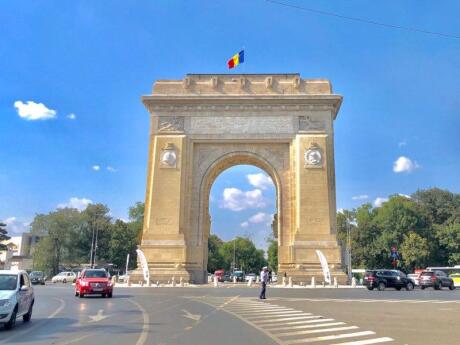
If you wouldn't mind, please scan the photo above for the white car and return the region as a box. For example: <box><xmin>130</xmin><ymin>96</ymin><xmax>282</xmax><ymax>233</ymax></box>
<box><xmin>407</xmin><ymin>273</ymin><xmax>420</xmax><ymax>286</ymax></box>
<box><xmin>52</xmin><ymin>271</ymin><xmax>77</xmax><ymax>283</ymax></box>
<box><xmin>0</xmin><ymin>270</ymin><xmax>35</xmax><ymax>330</ymax></box>
<box><xmin>245</xmin><ymin>273</ymin><xmax>257</xmax><ymax>282</ymax></box>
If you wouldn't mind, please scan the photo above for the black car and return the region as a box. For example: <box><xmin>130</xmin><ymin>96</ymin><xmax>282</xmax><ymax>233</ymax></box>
<box><xmin>29</xmin><ymin>271</ymin><xmax>46</xmax><ymax>285</ymax></box>
<box><xmin>364</xmin><ymin>269</ymin><xmax>414</xmax><ymax>291</ymax></box>
<box><xmin>419</xmin><ymin>270</ymin><xmax>455</xmax><ymax>290</ymax></box>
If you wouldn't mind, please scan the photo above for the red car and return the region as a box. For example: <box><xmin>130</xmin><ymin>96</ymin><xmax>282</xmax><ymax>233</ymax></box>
<box><xmin>75</xmin><ymin>269</ymin><xmax>113</xmax><ymax>298</ymax></box>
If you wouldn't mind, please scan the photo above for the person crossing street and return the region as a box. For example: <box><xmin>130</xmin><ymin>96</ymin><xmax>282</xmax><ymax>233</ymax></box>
<box><xmin>259</xmin><ymin>266</ymin><xmax>269</xmax><ymax>299</ymax></box>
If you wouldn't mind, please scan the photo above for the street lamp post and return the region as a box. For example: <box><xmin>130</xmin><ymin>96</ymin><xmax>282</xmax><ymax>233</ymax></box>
<box><xmin>346</xmin><ymin>217</ymin><xmax>352</xmax><ymax>284</ymax></box>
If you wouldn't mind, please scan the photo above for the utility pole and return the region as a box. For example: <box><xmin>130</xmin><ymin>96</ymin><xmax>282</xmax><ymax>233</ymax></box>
<box><xmin>93</xmin><ymin>220</ymin><xmax>99</xmax><ymax>268</ymax></box>
<box><xmin>90</xmin><ymin>218</ymin><xmax>95</xmax><ymax>268</ymax></box>
<box><xmin>233</xmin><ymin>240</ymin><xmax>236</xmax><ymax>272</ymax></box>
<box><xmin>346</xmin><ymin>216</ymin><xmax>352</xmax><ymax>284</ymax></box>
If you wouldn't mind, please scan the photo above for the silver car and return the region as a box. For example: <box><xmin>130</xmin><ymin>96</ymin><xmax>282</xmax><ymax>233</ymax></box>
<box><xmin>0</xmin><ymin>270</ymin><xmax>35</xmax><ymax>330</ymax></box>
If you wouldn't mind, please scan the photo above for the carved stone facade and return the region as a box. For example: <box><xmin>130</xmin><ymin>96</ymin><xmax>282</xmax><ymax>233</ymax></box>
<box><xmin>138</xmin><ymin>74</ymin><xmax>346</xmax><ymax>284</ymax></box>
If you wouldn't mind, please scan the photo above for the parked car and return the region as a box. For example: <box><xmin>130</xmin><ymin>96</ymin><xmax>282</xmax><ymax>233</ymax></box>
<box><xmin>407</xmin><ymin>273</ymin><xmax>420</xmax><ymax>286</ymax></box>
<box><xmin>75</xmin><ymin>268</ymin><xmax>113</xmax><ymax>298</ymax></box>
<box><xmin>450</xmin><ymin>273</ymin><xmax>460</xmax><ymax>287</ymax></box>
<box><xmin>245</xmin><ymin>273</ymin><xmax>257</xmax><ymax>282</ymax></box>
<box><xmin>29</xmin><ymin>271</ymin><xmax>46</xmax><ymax>285</ymax></box>
<box><xmin>214</xmin><ymin>269</ymin><xmax>225</xmax><ymax>282</ymax></box>
<box><xmin>233</xmin><ymin>271</ymin><xmax>245</xmax><ymax>282</ymax></box>
<box><xmin>0</xmin><ymin>270</ymin><xmax>35</xmax><ymax>330</ymax></box>
<box><xmin>419</xmin><ymin>270</ymin><xmax>455</xmax><ymax>290</ymax></box>
<box><xmin>364</xmin><ymin>269</ymin><xmax>414</xmax><ymax>291</ymax></box>
<box><xmin>52</xmin><ymin>271</ymin><xmax>77</xmax><ymax>283</ymax></box>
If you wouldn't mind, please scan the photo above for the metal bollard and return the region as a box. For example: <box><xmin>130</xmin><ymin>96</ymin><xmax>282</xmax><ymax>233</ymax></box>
<box><xmin>288</xmin><ymin>277</ymin><xmax>293</xmax><ymax>288</ymax></box>
<box><xmin>172</xmin><ymin>276</ymin><xmax>176</xmax><ymax>287</ymax></box>
<box><xmin>180</xmin><ymin>277</ymin><xmax>184</xmax><ymax>287</ymax></box>
<box><xmin>311</xmin><ymin>276</ymin><xmax>316</xmax><ymax>288</ymax></box>
<box><xmin>156</xmin><ymin>281</ymin><xmax>160</xmax><ymax>287</ymax></box>
<box><xmin>351</xmin><ymin>276</ymin><xmax>357</xmax><ymax>288</ymax></box>
<box><xmin>233</xmin><ymin>276</ymin><xmax>237</xmax><ymax>284</ymax></box>
<box><xmin>213</xmin><ymin>276</ymin><xmax>218</xmax><ymax>287</ymax></box>
<box><xmin>334</xmin><ymin>277</ymin><xmax>338</xmax><ymax>288</ymax></box>
<box><xmin>282</xmin><ymin>276</ymin><xmax>287</xmax><ymax>287</ymax></box>
<box><xmin>256</xmin><ymin>276</ymin><xmax>260</xmax><ymax>283</ymax></box>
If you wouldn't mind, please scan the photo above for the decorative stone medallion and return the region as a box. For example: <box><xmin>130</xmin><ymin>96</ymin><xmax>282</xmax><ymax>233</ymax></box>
<box><xmin>304</xmin><ymin>144</ymin><xmax>323</xmax><ymax>168</ymax></box>
<box><xmin>160</xmin><ymin>143</ymin><xmax>177</xmax><ymax>168</ymax></box>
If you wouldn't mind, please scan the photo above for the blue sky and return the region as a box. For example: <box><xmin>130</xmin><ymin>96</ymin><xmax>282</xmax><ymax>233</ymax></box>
<box><xmin>1</xmin><ymin>1</ymin><xmax>459</xmax><ymax>248</ymax></box>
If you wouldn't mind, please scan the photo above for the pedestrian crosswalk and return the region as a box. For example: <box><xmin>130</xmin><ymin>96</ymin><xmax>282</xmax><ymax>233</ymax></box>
<box><xmin>196</xmin><ymin>297</ymin><xmax>395</xmax><ymax>345</ymax></box>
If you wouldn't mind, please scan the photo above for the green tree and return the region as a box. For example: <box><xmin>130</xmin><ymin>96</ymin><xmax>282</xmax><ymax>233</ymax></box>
<box><xmin>219</xmin><ymin>237</ymin><xmax>267</xmax><ymax>273</ymax></box>
<box><xmin>267</xmin><ymin>238</ymin><xmax>278</xmax><ymax>272</ymax></box>
<box><xmin>128</xmin><ymin>202</ymin><xmax>145</xmax><ymax>243</ymax></box>
<box><xmin>0</xmin><ymin>222</ymin><xmax>10</xmax><ymax>250</ymax></box>
<box><xmin>31</xmin><ymin>208</ymin><xmax>82</xmax><ymax>275</ymax></box>
<box><xmin>436</xmin><ymin>222</ymin><xmax>460</xmax><ymax>265</ymax></box>
<box><xmin>400</xmin><ymin>232</ymin><xmax>430</xmax><ymax>271</ymax></box>
<box><xmin>412</xmin><ymin>188</ymin><xmax>460</xmax><ymax>225</ymax></box>
<box><xmin>109</xmin><ymin>220</ymin><xmax>138</xmax><ymax>271</ymax></box>
<box><xmin>207</xmin><ymin>234</ymin><xmax>225</xmax><ymax>273</ymax></box>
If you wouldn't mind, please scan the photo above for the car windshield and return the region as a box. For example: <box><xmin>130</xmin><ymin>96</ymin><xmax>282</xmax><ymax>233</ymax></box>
<box><xmin>421</xmin><ymin>272</ymin><xmax>433</xmax><ymax>276</ymax></box>
<box><xmin>57</xmin><ymin>272</ymin><xmax>67</xmax><ymax>276</ymax></box>
<box><xmin>84</xmin><ymin>270</ymin><xmax>107</xmax><ymax>278</ymax></box>
<box><xmin>0</xmin><ymin>275</ymin><xmax>18</xmax><ymax>290</ymax></box>
<box><xmin>30</xmin><ymin>272</ymin><xmax>43</xmax><ymax>277</ymax></box>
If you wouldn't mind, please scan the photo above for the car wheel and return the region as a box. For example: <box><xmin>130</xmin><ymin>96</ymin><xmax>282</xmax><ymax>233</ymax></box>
<box><xmin>75</xmin><ymin>290</ymin><xmax>79</xmax><ymax>297</ymax></box>
<box><xmin>449</xmin><ymin>283</ymin><xmax>456</xmax><ymax>290</ymax></box>
<box><xmin>395</xmin><ymin>287</ymin><xmax>402</xmax><ymax>291</ymax></box>
<box><xmin>377</xmin><ymin>282</ymin><xmax>386</xmax><ymax>291</ymax></box>
<box><xmin>63</xmin><ymin>279</ymin><xmax>67</xmax><ymax>284</ymax></box>
<box><xmin>108</xmin><ymin>292</ymin><xmax>113</xmax><ymax>298</ymax></box>
<box><xmin>23</xmin><ymin>301</ymin><xmax>34</xmax><ymax>322</ymax></box>
<box><xmin>79</xmin><ymin>293</ymin><xmax>84</xmax><ymax>298</ymax></box>
<box><xmin>367</xmin><ymin>286</ymin><xmax>374</xmax><ymax>291</ymax></box>
<box><xmin>406</xmin><ymin>282</ymin><xmax>414</xmax><ymax>291</ymax></box>
<box><xmin>435</xmin><ymin>283</ymin><xmax>441</xmax><ymax>290</ymax></box>
<box><xmin>421</xmin><ymin>286</ymin><xmax>425</xmax><ymax>290</ymax></box>
<box><xmin>4</xmin><ymin>306</ymin><xmax>17</xmax><ymax>330</ymax></box>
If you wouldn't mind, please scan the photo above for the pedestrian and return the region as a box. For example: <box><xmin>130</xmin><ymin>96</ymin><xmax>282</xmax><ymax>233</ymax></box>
<box><xmin>259</xmin><ymin>266</ymin><xmax>269</xmax><ymax>299</ymax></box>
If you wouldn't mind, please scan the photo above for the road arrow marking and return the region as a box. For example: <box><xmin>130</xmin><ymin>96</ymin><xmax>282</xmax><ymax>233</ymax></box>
<box><xmin>89</xmin><ymin>309</ymin><xmax>110</xmax><ymax>322</ymax></box>
<box><xmin>182</xmin><ymin>309</ymin><xmax>201</xmax><ymax>321</ymax></box>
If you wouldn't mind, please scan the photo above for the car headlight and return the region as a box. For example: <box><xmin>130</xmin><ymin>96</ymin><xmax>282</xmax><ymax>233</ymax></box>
<box><xmin>0</xmin><ymin>300</ymin><xmax>12</xmax><ymax>308</ymax></box>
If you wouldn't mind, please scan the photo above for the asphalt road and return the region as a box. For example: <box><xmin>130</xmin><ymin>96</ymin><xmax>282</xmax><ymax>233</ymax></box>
<box><xmin>1</xmin><ymin>284</ymin><xmax>459</xmax><ymax>345</ymax></box>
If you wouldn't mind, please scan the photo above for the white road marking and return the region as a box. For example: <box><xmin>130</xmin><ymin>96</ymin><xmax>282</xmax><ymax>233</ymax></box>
<box><xmin>276</xmin><ymin>325</ymin><xmax>359</xmax><ymax>337</ymax></box>
<box><xmin>128</xmin><ymin>298</ymin><xmax>150</xmax><ymax>345</ymax></box>
<box><xmin>243</xmin><ymin>311</ymin><xmax>308</xmax><ymax>318</ymax></box>
<box><xmin>48</xmin><ymin>297</ymin><xmax>65</xmax><ymax>319</ymax></box>
<box><xmin>258</xmin><ymin>317</ymin><xmax>332</xmax><ymax>327</ymax></box>
<box><xmin>284</xmin><ymin>331</ymin><xmax>376</xmax><ymax>344</ymax></box>
<box><xmin>88</xmin><ymin>309</ymin><xmax>110</xmax><ymax>322</ymax></box>
<box><xmin>236</xmin><ymin>308</ymin><xmax>298</xmax><ymax>314</ymax></box>
<box><xmin>255</xmin><ymin>315</ymin><xmax>324</xmax><ymax>324</ymax></box>
<box><xmin>270</xmin><ymin>322</ymin><xmax>346</xmax><ymax>331</ymax></box>
<box><xmin>331</xmin><ymin>337</ymin><xmax>394</xmax><ymax>345</ymax></box>
<box><xmin>182</xmin><ymin>309</ymin><xmax>201</xmax><ymax>321</ymax></box>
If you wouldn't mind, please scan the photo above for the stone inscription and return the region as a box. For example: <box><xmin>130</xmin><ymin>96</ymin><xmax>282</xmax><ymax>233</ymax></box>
<box><xmin>190</xmin><ymin>116</ymin><xmax>293</xmax><ymax>134</ymax></box>
<box><xmin>158</xmin><ymin>116</ymin><xmax>184</xmax><ymax>132</ymax></box>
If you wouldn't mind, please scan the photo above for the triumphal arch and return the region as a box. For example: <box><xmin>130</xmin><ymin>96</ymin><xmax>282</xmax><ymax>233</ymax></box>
<box><xmin>140</xmin><ymin>74</ymin><xmax>346</xmax><ymax>284</ymax></box>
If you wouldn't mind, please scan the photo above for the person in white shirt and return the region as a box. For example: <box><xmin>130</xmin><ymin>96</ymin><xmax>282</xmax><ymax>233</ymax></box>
<box><xmin>259</xmin><ymin>266</ymin><xmax>269</xmax><ymax>299</ymax></box>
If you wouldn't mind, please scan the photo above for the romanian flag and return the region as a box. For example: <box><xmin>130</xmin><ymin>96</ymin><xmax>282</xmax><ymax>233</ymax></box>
<box><xmin>227</xmin><ymin>50</ymin><xmax>244</xmax><ymax>69</ymax></box>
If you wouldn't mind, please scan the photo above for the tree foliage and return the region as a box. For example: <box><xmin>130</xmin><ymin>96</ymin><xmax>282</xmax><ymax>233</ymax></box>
<box><xmin>207</xmin><ymin>234</ymin><xmax>225</xmax><ymax>273</ymax></box>
<box><xmin>339</xmin><ymin>188</ymin><xmax>460</xmax><ymax>272</ymax></box>
<box><xmin>267</xmin><ymin>238</ymin><xmax>278</xmax><ymax>272</ymax></box>
<box><xmin>0</xmin><ymin>222</ymin><xmax>11</xmax><ymax>250</ymax></box>
<box><xmin>30</xmin><ymin>202</ymin><xmax>144</xmax><ymax>276</ymax></box>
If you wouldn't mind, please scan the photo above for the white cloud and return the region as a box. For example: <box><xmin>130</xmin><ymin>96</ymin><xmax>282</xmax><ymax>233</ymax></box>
<box><xmin>220</xmin><ymin>188</ymin><xmax>266</xmax><ymax>211</ymax></box>
<box><xmin>398</xmin><ymin>140</ymin><xmax>407</xmax><ymax>148</ymax></box>
<box><xmin>2</xmin><ymin>217</ymin><xmax>30</xmax><ymax>235</ymax></box>
<box><xmin>57</xmin><ymin>197</ymin><xmax>92</xmax><ymax>211</ymax></box>
<box><xmin>106</xmin><ymin>166</ymin><xmax>117</xmax><ymax>172</ymax></box>
<box><xmin>374</xmin><ymin>197</ymin><xmax>389</xmax><ymax>207</ymax></box>
<box><xmin>249</xmin><ymin>212</ymin><xmax>274</xmax><ymax>225</ymax></box>
<box><xmin>398</xmin><ymin>193</ymin><xmax>411</xmax><ymax>199</ymax></box>
<box><xmin>393</xmin><ymin>156</ymin><xmax>419</xmax><ymax>173</ymax></box>
<box><xmin>67</xmin><ymin>113</ymin><xmax>76</xmax><ymax>120</ymax></box>
<box><xmin>352</xmin><ymin>195</ymin><xmax>369</xmax><ymax>201</ymax></box>
<box><xmin>240</xmin><ymin>221</ymin><xmax>249</xmax><ymax>228</ymax></box>
<box><xmin>337</xmin><ymin>208</ymin><xmax>345</xmax><ymax>214</ymax></box>
<box><xmin>14</xmin><ymin>100</ymin><xmax>57</xmax><ymax>120</ymax></box>
<box><xmin>92</xmin><ymin>165</ymin><xmax>100</xmax><ymax>171</ymax></box>
<box><xmin>247</xmin><ymin>173</ymin><xmax>273</xmax><ymax>190</ymax></box>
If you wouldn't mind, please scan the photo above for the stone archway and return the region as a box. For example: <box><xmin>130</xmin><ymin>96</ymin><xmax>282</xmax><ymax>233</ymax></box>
<box><xmin>139</xmin><ymin>74</ymin><xmax>346</xmax><ymax>284</ymax></box>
